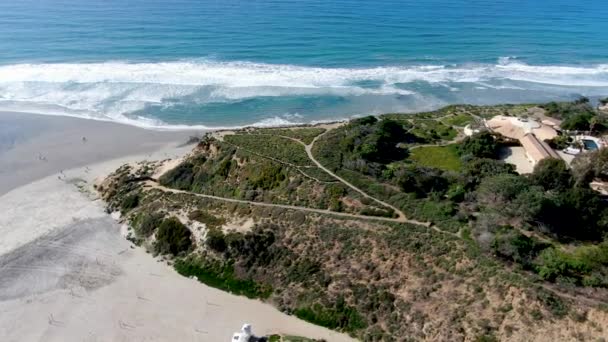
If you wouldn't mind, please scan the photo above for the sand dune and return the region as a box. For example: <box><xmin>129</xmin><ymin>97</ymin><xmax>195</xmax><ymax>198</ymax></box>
<box><xmin>0</xmin><ymin>112</ymin><xmax>354</xmax><ymax>342</ymax></box>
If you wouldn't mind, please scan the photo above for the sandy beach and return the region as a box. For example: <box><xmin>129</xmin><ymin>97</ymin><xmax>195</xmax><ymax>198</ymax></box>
<box><xmin>0</xmin><ymin>112</ymin><xmax>354</xmax><ymax>341</ymax></box>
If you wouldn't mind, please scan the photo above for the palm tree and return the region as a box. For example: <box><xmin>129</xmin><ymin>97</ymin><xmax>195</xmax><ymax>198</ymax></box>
<box><xmin>589</xmin><ymin>116</ymin><xmax>599</xmax><ymax>134</ymax></box>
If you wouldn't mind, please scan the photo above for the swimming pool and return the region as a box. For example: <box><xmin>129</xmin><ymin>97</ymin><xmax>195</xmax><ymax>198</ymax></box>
<box><xmin>582</xmin><ymin>139</ymin><xmax>599</xmax><ymax>150</ymax></box>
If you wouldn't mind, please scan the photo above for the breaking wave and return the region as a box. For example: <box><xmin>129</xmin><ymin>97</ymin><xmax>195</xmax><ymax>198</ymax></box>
<box><xmin>0</xmin><ymin>59</ymin><xmax>607</xmax><ymax>129</ymax></box>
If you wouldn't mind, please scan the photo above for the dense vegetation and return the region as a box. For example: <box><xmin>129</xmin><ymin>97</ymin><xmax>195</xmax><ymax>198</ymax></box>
<box><xmin>100</xmin><ymin>101</ymin><xmax>608</xmax><ymax>341</ymax></box>
<box><xmin>244</xmin><ymin>127</ymin><xmax>326</xmax><ymax>145</ymax></box>
<box><xmin>154</xmin><ymin>217</ymin><xmax>193</xmax><ymax>256</ymax></box>
<box><xmin>313</xmin><ymin>105</ymin><xmax>608</xmax><ymax>286</ymax></box>
<box><xmin>224</xmin><ymin>134</ymin><xmax>313</xmax><ymax>166</ymax></box>
<box><xmin>541</xmin><ymin>97</ymin><xmax>608</xmax><ymax>132</ymax></box>
<box><xmin>157</xmin><ymin>137</ymin><xmax>387</xmax><ymax>216</ymax></box>
<box><xmin>458</xmin><ymin>131</ymin><xmax>499</xmax><ymax>159</ymax></box>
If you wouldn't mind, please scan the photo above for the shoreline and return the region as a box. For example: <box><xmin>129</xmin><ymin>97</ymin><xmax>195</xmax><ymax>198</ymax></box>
<box><xmin>0</xmin><ymin>107</ymin><xmax>350</xmax><ymax>132</ymax></box>
<box><xmin>0</xmin><ymin>112</ymin><xmax>353</xmax><ymax>341</ymax></box>
<box><xmin>0</xmin><ymin>111</ymin><xmax>200</xmax><ymax>195</ymax></box>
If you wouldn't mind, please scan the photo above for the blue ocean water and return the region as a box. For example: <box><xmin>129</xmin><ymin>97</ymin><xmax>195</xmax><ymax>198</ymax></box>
<box><xmin>0</xmin><ymin>0</ymin><xmax>607</xmax><ymax>128</ymax></box>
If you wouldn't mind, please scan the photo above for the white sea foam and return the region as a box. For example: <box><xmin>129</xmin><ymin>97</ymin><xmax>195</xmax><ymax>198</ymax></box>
<box><xmin>0</xmin><ymin>60</ymin><xmax>607</xmax><ymax>128</ymax></box>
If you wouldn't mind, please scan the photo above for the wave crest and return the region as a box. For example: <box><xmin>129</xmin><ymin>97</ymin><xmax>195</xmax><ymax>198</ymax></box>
<box><xmin>0</xmin><ymin>59</ymin><xmax>607</xmax><ymax>128</ymax></box>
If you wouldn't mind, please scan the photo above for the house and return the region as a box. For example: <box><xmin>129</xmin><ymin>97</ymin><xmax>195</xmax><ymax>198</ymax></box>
<box><xmin>519</xmin><ymin>133</ymin><xmax>561</xmax><ymax>165</ymax></box>
<box><xmin>485</xmin><ymin>115</ymin><xmax>558</xmax><ymax>141</ymax></box>
<box><xmin>485</xmin><ymin>115</ymin><xmax>562</xmax><ymax>168</ymax></box>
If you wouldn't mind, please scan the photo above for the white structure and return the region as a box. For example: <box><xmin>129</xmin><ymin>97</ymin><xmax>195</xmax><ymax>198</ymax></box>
<box><xmin>232</xmin><ymin>323</ymin><xmax>253</xmax><ymax>342</ymax></box>
<box><xmin>463</xmin><ymin>124</ymin><xmax>482</xmax><ymax>136</ymax></box>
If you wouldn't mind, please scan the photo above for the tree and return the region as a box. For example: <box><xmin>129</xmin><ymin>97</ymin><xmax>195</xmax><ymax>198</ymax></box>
<box><xmin>463</xmin><ymin>158</ymin><xmax>515</xmax><ymax>186</ymax></box>
<box><xmin>206</xmin><ymin>228</ymin><xmax>227</xmax><ymax>253</ymax></box>
<box><xmin>571</xmin><ymin>148</ymin><xmax>608</xmax><ymax>185</ymax></box>
<box><xmin>530</xmin><ymin>158</ymin><xmax>573</xmax><ymax>191</ymax></box>
<box><xmin>561</xmin><ymin>112</ymin><xmax>594</xmax><ymax>131</ymax></box>
<box><xmin>155</xmin><ymin>217</ymin><xmax>193</xmax><ymax>256</ymax></box>
<box><xmin>535</xmin><ymin>187</ymin><xmax>608</xmax><ymax>241</ymax></box>
<box><xmin>545</xmin><ymin>135</ymin><xmax>571</xmax><ymax>150</ymax></box>
<box><xmin>355</xmin><ymin>119</ymin><xmax>409</xmax><ymax>163</ymax></box>
<box><xmin>492</xmin><ymin>227</ymin><xmax>548</xmax><ymax>267</ymax></box>
<box><xmin>459</xmin><ymin>132</ymin><xmax>499</xmax><ymax>159</ymax></box>
<box><xmin>541</xmin><ymin>98</ymin><xmax>595</xmax><ymax>120</ymax></box>
<box><xmin>512</xmin><ymin>185</ymin><xmax>549</xmax><ymax>223</ymax></box>
<box><xmin>476</xmin><ymin>174</ymin><xmax>530</xmax><ymax>212</ymax></box>
<box><xmin>397</xmin><ymin>166</ymin><xmax>449</xmax><ymax>198</ymax></box>
<box><xmin>353</xmin><ymin>115</ymin><xmax>378</xmax><ymax>126</ymax></box>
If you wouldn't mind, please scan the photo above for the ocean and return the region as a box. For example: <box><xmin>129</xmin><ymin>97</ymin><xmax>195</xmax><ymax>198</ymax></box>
<box><xmin>0</xmin><ymin>0</ymin><xmax>607</xmax><ymax>129</ymax></box>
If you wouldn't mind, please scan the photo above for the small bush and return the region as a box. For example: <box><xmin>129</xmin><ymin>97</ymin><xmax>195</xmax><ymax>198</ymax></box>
<box><xmin>189</xmin><ymin>210</ymin><xmax>226</xmax><ymax>229</ymax></box>
<box><xmin>206</xmin><ymin>228</ymin><xmax>227</xmax><ymax>252</ymax></box>
<box><xmin>536</xmin><ymin>290</ymin><xmax>569</xmax><ymax>317</ymax></box>
<box><xmin>136</xmin><ymin>212</ymin><xmax>164</xmax><ymax>238</ymax></box>
<box><xmin>294</xmin><ymin>298</ymin><xmax>366</xmax><ymax>334</ymax></box>
<box><xmin>174</xmin><ymin>258</ymin><xmax>271</xmax><ymax>299</ymax></box>
<box><xmin>120</xmin><ymin>193</ymin><xmax>140</xmax><ymax>213</ymax></box>
<box><xmin>154</xmin><ymin>217</ymin><xmax>193</xmax><ymax>256</ymax></box>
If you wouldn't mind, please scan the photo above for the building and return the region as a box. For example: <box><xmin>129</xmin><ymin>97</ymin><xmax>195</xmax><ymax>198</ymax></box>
<box><xmin>519</xmin><ymin>133</ymin><xmax>561</xmax><ymax>165</ymax></box>
<box><xmin>485</xmin><ymin>115</ymin><xmax>558</xmax><ymax>141</ymax></box>
<box><xmin>485</xmin><ymin>115</ymin><xmax>562</xmax><ymax>168</ymax></box>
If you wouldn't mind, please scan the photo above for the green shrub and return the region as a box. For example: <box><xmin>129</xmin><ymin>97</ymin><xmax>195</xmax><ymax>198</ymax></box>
<box><xmin>294</xmin><ymin>298</ymin><xmax>366</xmax><ymax>333</ymax></box>
<box><xmin>287</xmin><ymin>258</ymin><xmax>322</xmax><ymax>283</ymax></box>
<box><xmin>225</xmin><ymin>134</ymin><xmax>312</xmax><ymax>166</ymax></box>
<box><xmin>462</xmin><ymin>158</ymin><xmax>515</xmax><ymax>186</ymax></box>
<box><xmin>253</xmin><ymin>127</ymin><xmax>326</xmax><ymax>145</ymax></box>
<box><xmin>206</xmin><ymin>228</ymin><xmax>227</xmax><ymax>253</ymax></box>
<box><xmin>534</xmin><ymin>240</ymin><xmax>608</xmax><ymax>287</ymax></box>
<box><xmin>189</xmin><ymin>210</ymin><xmax>226</xmax><ymax>229</ymax></box>
<box><xmin>135</xmin><ymin>212</ymin><xmax>164</xmax><ymax>238</ymax></box>
<box><xmin>540</xmin><ymin>98</ymin><xmax>594</xmax><ymax>120</ymax></box>
<box><xmin>159</xmin><ymin>161</ymin><xmax>195</xmax><ymax>189</ymax></box>
<box><xmin>535</xmin><ymin>289</ymin><xmax>569</xmax><ymax>317</ymax></box>
<box><xmin>561</xmin><ymin>112</ymin><xmax>594</xmax><ymax>131</ymax></box>
<box><xmin>154</xmin><ymin>217</ymin><xmax>193</xmax><ymax>256</ymax></box>
<box><xmin>491</xmin><ymin>227</ymin><xmax>549</xmax><ymax>268</ymax></box>
<box><xmin>458</xmin><ymin>132</ymin><xmax>499</xmax><ymax>159</ymax></box>
<box><xmin>530</xmin><ymin>158</ymin><xmax>573</xmax><ymax>191</ymax></box>
<box><xmin>174</xmin><ymin>258</ymin><xmax>271</xmax><ymax>299</ymax></box>
<box><xmin>120</xmin><ymin>193</ymin><xmax>140</xmax><ymax>213</ymax></box>
<box><xmin>397</xmin><ymin>166</ymin><xmax>449</xmax><ymax>198</ymax></box>
<box><xmin>250</xmin><ymin>164</ymin><xmax>287</xmax><ymax>190</ymax></box>
<box><xmin>546</xmin><ymin>134</ymin><xmax>571</xmax><ymax>150</ymax></box>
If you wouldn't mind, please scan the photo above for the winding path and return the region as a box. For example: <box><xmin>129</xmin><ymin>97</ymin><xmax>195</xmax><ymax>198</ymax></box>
<box><xmin>188</xmin><ymin>129</ymin><xmax>433</xmax><ymax>227</ymax></box>
<box><xmin>145</xmin><ymin>181</ymin><xmax>410</xmax><ymax>224</ymax></box>
<box><xmin>251</xmin><ymin>130</ymin><xmax>434</xmax><ymax>227</ymax></box>
<box><xmin>304</xmin><ymin>132</ymin><xmax>411</xmax><ymax>222</ymax></box>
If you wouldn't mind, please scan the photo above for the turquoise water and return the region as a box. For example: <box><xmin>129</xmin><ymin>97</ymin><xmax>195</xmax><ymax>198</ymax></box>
<box><xmin>0</xmin><ymin>0</ymin><xmax>607</xmax><ymax>128</ymax></box>
<box><xmin>583</xmin><ymin>139</ymin><xmax>599</xmax><ymax>150</ymax></box>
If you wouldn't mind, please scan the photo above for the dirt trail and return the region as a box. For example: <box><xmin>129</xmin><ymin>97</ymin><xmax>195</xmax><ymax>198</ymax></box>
<box><xmin>232</xmin><ymin>129</ymin><xmax>433</xmax><ymax>227</ymax></box>
<box><xmin>304</xmin><ymin>132</ymin><xmax>406</xmax><ymax>219</ymax></box>
<box><xmin>145</xmin><ymin>181</ymin><xmax>418</xmax><ymax>224</ymax></box>
<box><xmin>178</xmin><ymin>129</ymin><xmax>434</xmax><ymax>228</ymax></box>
